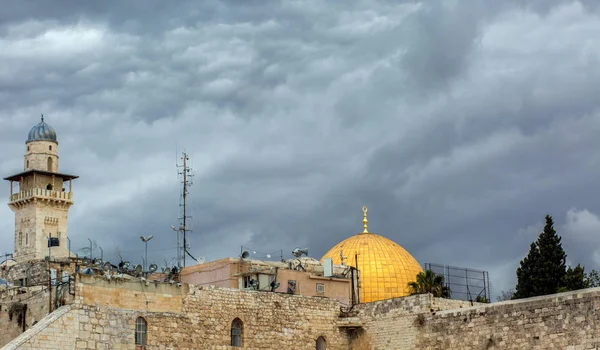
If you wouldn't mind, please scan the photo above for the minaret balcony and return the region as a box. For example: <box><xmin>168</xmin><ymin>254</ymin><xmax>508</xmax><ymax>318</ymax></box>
<box><xmin>9</xmin><ymin>188</ymin><xmax>73</xmax><ymax>203</ymax></box>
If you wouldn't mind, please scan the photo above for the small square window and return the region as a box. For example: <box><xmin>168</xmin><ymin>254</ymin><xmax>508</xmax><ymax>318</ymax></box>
<box><xmin>316</xmin><ymin>283</ymin><xmax>325</xmax><ymax>293</ymax></box>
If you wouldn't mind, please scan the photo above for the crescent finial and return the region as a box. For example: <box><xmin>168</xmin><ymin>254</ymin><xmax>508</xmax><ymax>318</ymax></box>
<box><xmin>362</xmin><ymin>206</ymin><xmax>369</xmax><ymax>233</ymax></box>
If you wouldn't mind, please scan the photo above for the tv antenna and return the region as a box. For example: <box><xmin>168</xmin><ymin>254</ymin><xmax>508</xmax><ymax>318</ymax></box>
<box><xmin>176</xmin><ymin>151</ymin><xmax>194</xmax><ymax>267</ymax></box>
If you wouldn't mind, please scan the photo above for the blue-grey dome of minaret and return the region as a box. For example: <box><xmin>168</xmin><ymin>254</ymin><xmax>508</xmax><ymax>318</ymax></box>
<box><xmin>27</xmin><ymin>115</ymin><xmax>57</xmax><ymax>143</ymax></box>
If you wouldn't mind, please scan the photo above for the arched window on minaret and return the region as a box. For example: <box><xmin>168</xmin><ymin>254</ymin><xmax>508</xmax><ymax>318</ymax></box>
<box><xmin>26</xmin><ymin>232</ymin><xmax>29</xmax><ymax>246</ymax></box>
<box><xmin>47</xmin><ymin>157</ymin><xmax>53</xmax><ymax>171</ymax></box>
<box><xmin>18</xmin><ymin>232</ymin><xmax>23</xmax><ymax>247</ymax></box>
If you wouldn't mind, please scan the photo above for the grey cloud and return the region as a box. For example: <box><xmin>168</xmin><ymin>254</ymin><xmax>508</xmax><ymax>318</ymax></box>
<box><xmin>1</xmin><ymin>1</ymin><xmax>600</xmax><ymax>298</ymax></box>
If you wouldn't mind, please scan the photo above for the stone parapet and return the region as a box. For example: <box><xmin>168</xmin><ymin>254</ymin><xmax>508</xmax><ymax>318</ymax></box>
<box><xmin>9</xmin><ymin>189</ymin><xmax>73</xmax><ymax>204</ymax></box>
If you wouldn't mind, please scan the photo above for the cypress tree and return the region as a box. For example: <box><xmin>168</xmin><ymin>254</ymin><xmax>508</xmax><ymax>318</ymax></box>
<box><xmin>514</xmin><ymin>242</ymin><xmax>539</xmax><ymax>299</ymax></box>
<box><xmin>535</xmin><ymin>215</ymin><xmax>566</xmax><ymax>295</ymax></box>
<box><xmin>560</xmin><ymin>264</ymin><xmax>586</xmax><ymax>292</ymax></box>
<box><xmin>514</xmin><ymin>214</ymin><xmax>567</xmax><ymax>299</ymax></box>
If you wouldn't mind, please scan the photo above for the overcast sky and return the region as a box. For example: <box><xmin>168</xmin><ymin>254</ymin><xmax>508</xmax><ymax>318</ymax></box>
<box><xmin>1</xmin><ymin>0</ymin><xmax>600</xmax><ymax>298</ymax></box>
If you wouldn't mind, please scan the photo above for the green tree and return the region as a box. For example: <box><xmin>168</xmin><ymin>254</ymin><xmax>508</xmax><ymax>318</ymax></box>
<box><xmin>475</xmin><ymin>295</ymin><xmax>489</xmax><ymax>303</ymax></box>
<box><xmin>536</xmin><ymin>215</ymin><xmax>567</xmax><ymax>294</ymax></box>
<box><xmin>514</xmin><ymin>242</ymin><xmax>540</xmax><ymax>299</ymax></box>
<box><xmin>514</xmin><ymin>215</ymin><xmax>567</xmax><ymax>299</ymax></box>
<box><xmin>408</xmin><ymin>270</ymin><xmax>451</xmax><ymax>298</ymax></box>
<box><xmin>585</xmin><ymin>269</ymin><xmax>600</xmax><ymax>288</ymax></box>
<box><xmin>559</xmin><ymin>264</ymin><xmax>586</xmax><ymax>293</ymax></box>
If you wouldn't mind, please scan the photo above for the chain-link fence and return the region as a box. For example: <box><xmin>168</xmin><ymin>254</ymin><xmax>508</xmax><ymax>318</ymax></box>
<box><xmin>424</xmin><ymin>263</ymin><xmax>491</xmax><ymax>303</ymax></box>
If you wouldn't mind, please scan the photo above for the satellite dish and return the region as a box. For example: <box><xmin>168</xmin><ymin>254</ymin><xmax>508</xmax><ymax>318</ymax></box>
<box><xmin>82</xmin><ymin>267</ymin><xmax>94</xmax><ymax>275</ymax></box>
<box><xmin>241</xmin><ymin>251</ymin><xmax>250</xmax><ymax>259</ymax></box>
<box><xmin>148</xmin><ymin>264</ymin><xmax>158</xmax><ymax>273</ymax></box>
<box><xmin>134</xmin><ymin>265</ymin><xmax>142</xmax><ymax>274</ymax></box>
<box><xmin>94</xmin><ymin>259</ymin><xmax>103</xmax><ymax>267</ymax></box>
<box><xmin>122</xmin><ymin>262</ymin><xmax>130</xmax><ymax>269</ymax></box>
<box><xmin>292</xmin><ymin>248</ymin><xmax>309</xmax><ymax>258</ymax></box>
<box><xmin>103</xmin><ymin>262</ymin><xmax>112</xmax><ymax>271</ymax></box>
<box><xmin>82</xmin><ymin>257</ymin><xmax>90</xmax><ymax>266</ymax></box>
<box><xmin>162</xmin><ymin>267</ymin><xmax>171</xmax><ymax>274</ymax></box>
<box><xmin>270</xmin><ymin>280</ymin><xmax>280</xmax><ymax>292</ymax></box>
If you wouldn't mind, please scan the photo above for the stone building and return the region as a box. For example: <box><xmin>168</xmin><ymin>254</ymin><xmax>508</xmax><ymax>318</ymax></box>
<box><xmin>181</xmin><ymin>256</ymin><xmax>357</xmax><ymax>305</ymax></box>
<box><xmin>4</xmin><ymin>116</ymin><xmax>78</xmax><ymax>263</ymax></box>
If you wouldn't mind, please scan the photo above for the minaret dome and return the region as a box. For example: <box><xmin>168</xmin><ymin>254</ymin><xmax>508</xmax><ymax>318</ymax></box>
<box><xmin>27</xmin><ymin>114</ymin><xmax>57</xmax><ymax>144</ymax></box>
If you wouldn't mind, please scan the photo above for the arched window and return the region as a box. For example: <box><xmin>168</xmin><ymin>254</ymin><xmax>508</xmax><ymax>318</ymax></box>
<box><xmin>231</xmin><ymin>318</ymin><xmax>243</xmax><ymax>347</ymax></box>
<box><xmin>26</xmin><ymin>232</ymin><xmax>29</xmax><ymax>245</ymax></box>
<box><xmin>47</xmin><ymin>157</ymin><xmax>53</xmax><ymax>171</ymax></box>
<box><xmin>316</xmin><ymin>336</ymin><xmax>327</xmax><ymax>350</ymax></box>
<box><xmin>26</xmin><ymin>160</ymin><xmax>29</xmax><ymax>168</ymax></box>
<box><xmin>49</xmin><ymin>145</ymin><xmax>52</xmax><ymax>151</ymax></box>
<box><xmin>46</xmin><ymin>184</ymin><xmax>53</xmax><ymax>190</ymax></box>
<box><xmin>18</xmin><ymin>232</ymin><xmax>23</xmax><ymax>247</ymax></box>
<box><xmin>135</xmin><ymin>317</ymin><xmax>147</xmax><ymax>348</ymax></box>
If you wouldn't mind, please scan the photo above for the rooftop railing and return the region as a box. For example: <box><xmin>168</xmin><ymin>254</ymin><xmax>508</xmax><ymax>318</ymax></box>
<box><xmin>9</xmin><ymin>188</ymin><xmax>73</xmax><ymax>202</ymax></box>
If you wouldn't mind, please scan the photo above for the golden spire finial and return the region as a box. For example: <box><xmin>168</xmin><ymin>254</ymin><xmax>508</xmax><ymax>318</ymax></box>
<box><xmin>362</xmin><ymin>206</ymin><xmax>369</xmax><ymax>233</ymax></box>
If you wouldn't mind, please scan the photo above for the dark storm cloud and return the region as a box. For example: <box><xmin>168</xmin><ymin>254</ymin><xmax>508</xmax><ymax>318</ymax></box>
<box><xmin>1</xmin><ymin>0</ymin><xmax>600</xmax><ymax>298</ymax></box>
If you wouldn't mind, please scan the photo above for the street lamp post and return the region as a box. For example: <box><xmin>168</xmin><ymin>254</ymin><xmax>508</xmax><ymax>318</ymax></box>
<box><xmin>139</xmin><ymin>235</ymin><xmax>154</xmax><ymax>271</ymax></box>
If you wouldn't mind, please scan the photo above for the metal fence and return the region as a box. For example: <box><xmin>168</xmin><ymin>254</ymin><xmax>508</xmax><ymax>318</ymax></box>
<box><xmin>424</xmin><ymin>263</ymin><xmax>491</xmax><ymax>303</ymax></box>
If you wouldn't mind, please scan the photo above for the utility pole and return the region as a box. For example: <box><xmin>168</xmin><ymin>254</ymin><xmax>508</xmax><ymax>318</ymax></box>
<box><xmin>177</xmin><ymin>151</ymin><xmax>193</xmax><ymax>268</ymax></box>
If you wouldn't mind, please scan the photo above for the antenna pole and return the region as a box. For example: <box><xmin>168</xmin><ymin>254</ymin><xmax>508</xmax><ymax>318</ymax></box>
<box><xmin>177</xmin><ymin>151</ymin><xmax>193</xmax><ymax>268</ymax></box>
<box><xmin>183</xmin><ymin>153</ymin><xmax>187</xmax><ymax>267</ymax></box>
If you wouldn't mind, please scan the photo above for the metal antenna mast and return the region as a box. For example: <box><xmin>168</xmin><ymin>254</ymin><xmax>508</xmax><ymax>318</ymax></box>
<box><xmin>177</xmin><ymin>151</ymin><xmax>193</xmax><ymax>267</ymax></box>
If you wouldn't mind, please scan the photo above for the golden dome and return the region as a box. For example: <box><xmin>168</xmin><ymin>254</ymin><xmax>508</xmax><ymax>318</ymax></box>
<box><xmin>320</xmin><ymin>206</ymin><xmax>423</xmax><ymax>303</ymax></box>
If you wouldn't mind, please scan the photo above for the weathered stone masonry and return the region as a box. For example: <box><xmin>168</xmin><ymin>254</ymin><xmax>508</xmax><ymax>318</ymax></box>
<box><xmin>4</xmin><ymin>275</ymin><xmax>351</xmax><ymax>349</ymax></box>
<box><xmin>5</xmin><ymin>277</ymin><xmax>600</xmax><ymax>349</ymax></box>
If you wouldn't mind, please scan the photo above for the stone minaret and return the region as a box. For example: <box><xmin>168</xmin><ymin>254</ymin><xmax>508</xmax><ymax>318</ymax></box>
<box><xmin>4</xmin><ymin>116</ymin><xmax>78</xmax><ymax>262</ymax></box>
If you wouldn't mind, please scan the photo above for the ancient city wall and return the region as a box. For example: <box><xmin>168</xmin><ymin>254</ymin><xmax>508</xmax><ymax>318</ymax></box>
<box><xmin>2</xmin><ymin>306</ymin><xmax>76</xmax><ymax>350</ymax></box>
<box><xmin>0</xmin><ymin>287</ymin><xmax>50</xmax><ymax>348</ymax></box>
<box><xmin>6</xmin><ymin>275</ymin><xmax>600</xmax><ymax>349</ymax></box>
<box><xmin>355</xmin><ymin>287</ymin><xmax>600</xmax><ymax>349</ymax></box>
<box><xmin>4</xmin><ymin>275</ymin><xmax>350</xmax><ymax>349</ymax></box>
<box><xmin>414</xmin><ymin>287</ymin><xmax>600</xmax><ymax>349</ymax></box>
<box><xmin>353</xmin><ymin>293</ymin><xmax>476</xmax><ymax>349</ymax></box>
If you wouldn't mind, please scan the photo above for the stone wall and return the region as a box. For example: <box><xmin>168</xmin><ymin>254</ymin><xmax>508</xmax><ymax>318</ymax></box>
<box><xmin>0</xmin><ymin>259</ymin><xmax>77</xmax><ymax>347</ymax></box>
<box><xmin>0</xmin><ymin>287</ymin><xmax>50</xmax><ymax>348</ymax></box>
<box><xmin>4</xmin><ymin>275</ymin><xmax>351</xmax><ymax>349</ymax></box>
<box><xmin>414</xmin><ymin>287</ymin><xmax>600</xmax><ymax>349</ymax></box>
<box><xmin>7</xmin><ymin>275</ymin><xmax>600</xmax><ymax>349</ymax></box>
<box><xmin>2</xmin><ymin>306</ymin><xmax>76</xmax><ymax>350</ymax></box>
<box><xmin>352</xmin><ymin>293</ymin><xmax>475</xmax><ymax>349</ymax></box>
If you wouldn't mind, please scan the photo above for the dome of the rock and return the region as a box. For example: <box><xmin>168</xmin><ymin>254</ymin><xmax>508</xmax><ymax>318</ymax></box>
<box><xmin>320</xmin><ymin>206</ymin><xmax>423</xmax><ymax>303</ymax></box>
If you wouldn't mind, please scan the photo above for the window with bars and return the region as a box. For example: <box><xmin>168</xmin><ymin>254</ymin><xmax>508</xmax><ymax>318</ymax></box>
<box><xmin>316</xmin><ymin>283</ymin><xmax>325</xmax><ymax>293</ymax></box>
<box><xmin>231</xmin><ymin>318</ymin><xmax>243</xmax><ymax>347</ymax></box>
<box><xmin>135</xmin><ymin>317</ymin><xmax>147</xmax><ymax>348</ymax></box>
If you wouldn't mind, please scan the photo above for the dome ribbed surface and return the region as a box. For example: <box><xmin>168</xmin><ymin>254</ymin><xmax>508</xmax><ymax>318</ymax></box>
<box><xmin>321</xmin><ymin>233</ymin><xmax>423</xmax><ymax>303</ymax></box>
<box><xmin>27</xmin><ymin>118</ymin><xmax>57</xmax><ymax>143</ymax></box>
